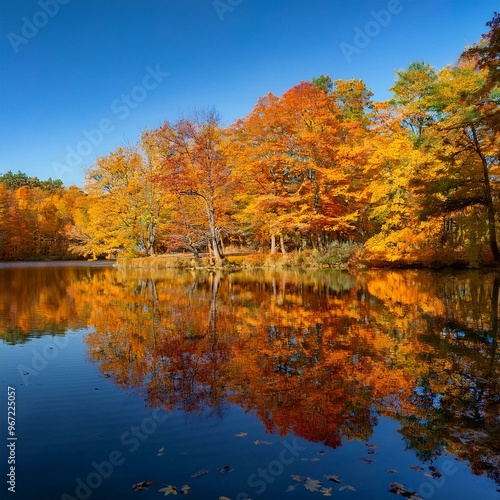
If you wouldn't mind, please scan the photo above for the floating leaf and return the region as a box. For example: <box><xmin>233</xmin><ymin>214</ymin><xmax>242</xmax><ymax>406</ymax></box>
<box><xmin>428</xmin><ymin>466</ymin><xmax>442</xmax><ymax>478</ymax></box>
<box><xmin>234</xmin><ymin>432</ymin><xmax>248</xmax><ymax>437</ymax></box>
<box><xmin>158</xmin><ymin>447</ymin><xmax>165</xmax><ymax>453</ymax></box>
<box><xmin>317</xmin><ymin>450</ymin><xmax>327</xmax><ymax>456</ymax></box>
<box><xmin>386</xmin><ymin>469</ymin><xmax>398</xmax><ymax>474</ymax></box>
<box><xmin>301</xmin><ymin>457</ymin><xmax>320</xmax><ymax>462</ymax></box>
<box><xmin>304</xmin><ymin>478</ymin><xmax>322</xmax><ymax>492</ymax></box>
<box><xmin>291</xmin><ymin>475</ymin><xmax>306</xmax><ymax>483</ymax></box>
<box><xmin>180</xmin><ymin>485</ymin><xmax>190</xmax><ymax>495</ymax></box>
<box><xmin>360</xmin><ymin>457</ymin><xmax>374</xmax><ymax>464</ymax></box>
<box><xmin>286</xmin><ymin>485</ymin><xmax>296</xmax><ymax>492</ymax></box>
<box><xmin>409</xmin><ymin>466</ymin><xmax>424</xmax><ymax>472</ymax></box>
<box><xmin>320</xmin><ymin>487</ymin><xmax>333</xmax><ymax>496</ymax></box>
<box><xmin>219</xmin><ymin>497</ymin><xmax>231</xmax><ymax>500</ymax></box>
<box><xmin>389</xmin><ymin>482</ymin><xmax>407</xmax><ymax>494</ymax></box>
<box><xmin>191</xmin><ymin>469</ymin><xmax>209</xmax><ymax>478</ymax></box>
<box><xmin>254</xmin><ymin>439</ymin><xmax>273</xmax><ymax>445</ymax></box>
<box><xmin>339</xmin><ymin>485</ymin><xmax>356</xmax><ymax>492</ymax></box>
<box><xmin>159</xmin><ymin>485</ymin><xmax>177</xmax><ymax>496</ymax></box>
<box><xmin>389</xmin><ymin>482</ymin><xmax>422</xmax><ymax>499</ymax></box>
<box><xmin>132</xmin><ymin>480</ymin><xmax>154</xmax><ymax>491</ymax></box>
<box><xmin>324</xmin><ymin>474</ymin><xmax>341</xmax><ymax>483</ymax></box>
<box><xmin>217</xmin><ymin>466</ymin><xmax>234</xmax><ymax>473</ymax></box>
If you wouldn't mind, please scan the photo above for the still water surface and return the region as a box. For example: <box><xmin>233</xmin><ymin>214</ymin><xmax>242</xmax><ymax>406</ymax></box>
<box><xmin>0</xmin><ymin>263</ymin><xmax>498</xmax><ymax>499</ymax></box>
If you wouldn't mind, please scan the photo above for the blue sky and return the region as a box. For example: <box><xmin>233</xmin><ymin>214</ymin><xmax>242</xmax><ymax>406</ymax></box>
<box><xmin>0</xmin><ymin>0</ymin><xmax>498</xmax><ymax>187</ymax></box>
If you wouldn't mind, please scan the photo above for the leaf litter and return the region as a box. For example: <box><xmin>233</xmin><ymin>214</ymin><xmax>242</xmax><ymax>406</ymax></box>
<box><xmin>132</xmin><ymin>480</ymin><xmax>154</xmax><ymax>491</ymax></box>
<box><xmin>191</xmin><ymin>469</ymin><xmax>209</xmax><ymax>478</ymax></box>
<box><xmin>290</xmin><ymin>475</ymin><xmax>322</xmax><ymax>493</ymax></box>
<box><xmin>158</xmin><ymin>485</ymin><xmax>177</xmax><ymax>496</ymax></box>
<box><xmin>389</xmin><ymin>482</ymin><xmax>423</xmax><ymax>499</ymax></box>
<box><xmin>217</xmin><ymin>466</ymin><xmax>234</xmax><ymax>473</ymax></box>
<box><xmin>324</xmin><ymin>474</ymin><xmax>341</xmax><ymax>483</ymax></box>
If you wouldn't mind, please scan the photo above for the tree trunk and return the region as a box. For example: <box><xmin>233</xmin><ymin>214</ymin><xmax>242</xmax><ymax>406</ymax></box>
<box><xmin>206</xmin><ymin>208</ymin><xmax>223</xmax><ymax>264</ymax></box>
<box><xmin>190</xmin><ymin>244</ymin><xmax>200</xmax><ymax>259</ymax></box>
<box><xmin>490</xmin><ymin>276</ymin><xmax>499</xmax><ymax>365</ymax></box>
<box><xmin>471</xmin><ymin>126</ymin><xmax>500</xmax><ymax>263</ymax></box>
<box><xmin>280</xmin><ymin>234</ymin><xmax>287</xmax><ymax>254</ymax></box>
<box><xmin>270</xmin><ymin>233</ymin><xmax>277</xmax><ymax>254</ymax></box>
<box><xmin>211</xmin><ymin>238</ymin><xmax>223</xmax><ymax>263</ymax></box>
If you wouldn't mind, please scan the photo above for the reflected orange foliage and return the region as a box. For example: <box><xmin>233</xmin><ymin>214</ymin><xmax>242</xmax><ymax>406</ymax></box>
<box><xmin>2</xmin><ymin>264</ymin><xmax>497</xmax><ymax>482</ymax></box>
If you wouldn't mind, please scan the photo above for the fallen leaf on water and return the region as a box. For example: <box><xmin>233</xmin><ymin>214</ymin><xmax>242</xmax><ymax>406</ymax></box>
<box><xmin>360</xmin><ymin>457</ymin><xmax>374</xmax><ymax>464</ymax></box>
<box><xmin>366</xmin><ymin>443</ymin><xmax>379</xmax><ymax>448</ymax></box>
<box><xmin>234</xmin><ymin>432</ymin><xmax>248</xmax><ymax>437</ymax></box>
<box><xmin>339</xmin><ymin>485</ymin><xmax>356</xmax><ymax>492</ymax></box>
<box><xmin>320</xmin><ymin>487</ymin><xmax>333</xmax><ymax>496</ymax></box>
<box><xmin>409</xmin><ymin>466</ymin><xmax>424</xmax><ymax>472</ymax></box>
<box><xmin>180</xmin><ymin>485</ymin><xmax>190</xmax><ymax>495</ymax></box>
<box><xmin>386</xmin><ymin>469</ymin><xmax>398</xmax><ymax>474</ymax></box>
<box><xmin>286</xmin><ymin>485</ymin><xmax>296</xmax><ymax>492</ymax></box>
<box><xmin>318</xmin><ymin>450</ymin><xmax>327</xmax><ymax>456</ymax></box>
<box><xmin>191</xmin><ymin>469</ymin><xmax>209</xmax><ymax>478</ymax></box>
<box><xmin>428</xmin><ymin>466</ymin><xmax>442</xmax><ymax>478</ymax></box>
<box><xmin>158</xmin><ymin>485</ymin><xmax>177</xmax><ymax>496</ymax></box>
<box><xmin>324</xmin><ymin>474</ymin><xmax>341</xmax><ymax>483</ymax></box>
<box><xmin>304</xmin><ymin>477</ymin><xmax>322</xmax><ymax>492</ymax></box>
<box><xmin>254</xmin><ymin>440</ymin><xmax>273</xmax><ymax>445</ymax></box>
<box><xmin>388</xmin><ymin>482</ymin><xmax>422</xmax><ymax>499</ymax></box>
<box><xmin>389</xmin><ymin>482</ymin><xmax>407</xmax><ymax>494</ymax></box>
<box><xmin>301</xmin><ymin>458</ymin><xmax>320</xmax><ymax>462</ymax></box>
<box><xmin>291</xmin><ymin>475</ymin><xmax>306</xmax><ymax>483</ymax></box>
<box><xmin>217</xmin><ymin>466</ymin><xmax>234</xmax><ymax>473</ymax></box>
<box><xmin>158</xmin><ymin>447</ymin><xmax>165</xmax><ymax>453</ymax></box>
<box><xmin>219</xmin><ymin>497</ymin><xmax>231</xmax><ymax>500</ymax></box>
<box><xmin>132</xmin><ymin>480</ymin><xmax>154</xmax><ymax>491</ymax></box>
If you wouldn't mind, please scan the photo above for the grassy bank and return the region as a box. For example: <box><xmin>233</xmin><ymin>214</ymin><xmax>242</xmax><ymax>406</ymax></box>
<box><xmin>117</xmin><ymin>242</ymin><xmax>363</xmax><ymax>270</ymax></box>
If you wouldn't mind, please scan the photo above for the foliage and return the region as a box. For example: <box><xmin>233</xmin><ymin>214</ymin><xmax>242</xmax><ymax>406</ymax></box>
<box><xmin>2</xmin><ymin>12</ymin><xmax>499</xmax><ymax>267</ymax></box>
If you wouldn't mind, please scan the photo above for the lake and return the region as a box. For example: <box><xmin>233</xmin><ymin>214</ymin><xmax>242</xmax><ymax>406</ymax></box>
<box><xmin>0</xmin><ymin>263</ymin><xmax>499</xmax><ymax>500</ymax></box>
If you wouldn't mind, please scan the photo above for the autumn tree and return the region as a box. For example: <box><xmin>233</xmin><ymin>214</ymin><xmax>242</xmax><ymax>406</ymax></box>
<box><xmin>400</xmin><ymin>58</ymin><xmax>500</xmax><ymax>265</ymax></box>
<box><xmin>71</xmin><ymin>145</ymin><xmax>172</xmax><ymax>259</ymax></box>
<box><xmin>389</xmin><ymin>61</ymin><xmax>441</xmax><ymax>143</ymax></box>
<box><xmin>0</xmin><ymin>174</ymin><xmax>82</xmax><ymax>260</ymax></box>
<box><xmin>150</xmin><ymin>110</ymin><xmax>233</xmax><ymax>263</ymax></box>
<box><xmin>231</xmin><ymin>80</ymin><xmax>371</xmax><ymax>253</ymax></box>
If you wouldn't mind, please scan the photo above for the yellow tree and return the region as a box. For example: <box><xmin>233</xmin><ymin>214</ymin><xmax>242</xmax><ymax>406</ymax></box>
<box><xmin>363</xmin><ymin>103</ymin><xmax>443</xmax><ymax>264</ymax></box>
<box><xmin>71</xmin><ymin>145</ymin><xmax>172</xmax><ymax>259</ymax></box>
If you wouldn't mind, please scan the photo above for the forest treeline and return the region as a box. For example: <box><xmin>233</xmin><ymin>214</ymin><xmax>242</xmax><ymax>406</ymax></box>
<box><xmin>1</xmin><ymin>13</ymin><xmax>499</xmax><ymax>266</ymax></box>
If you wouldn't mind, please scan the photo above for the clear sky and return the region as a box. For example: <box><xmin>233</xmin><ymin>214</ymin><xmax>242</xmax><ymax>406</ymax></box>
<box><xmin>0</xmin><ymin>0</ymin><xmax>498</xmax><ymax>187</ymax></box>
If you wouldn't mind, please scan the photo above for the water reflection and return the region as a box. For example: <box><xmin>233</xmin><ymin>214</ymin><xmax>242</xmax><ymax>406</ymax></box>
<box><xmin>76</xmin><ymin>268</ymin><xmax>499</xmax><ymax>486</ymax></box>
<box><xmin>1</xmin><ymin>266</ymin><xmax>498</xmax><ymax>486</ymax></box>
<box><xmin>0</xmin><ymin>264</ymin><xmax>113</xmax><ymax>343</ymax></box>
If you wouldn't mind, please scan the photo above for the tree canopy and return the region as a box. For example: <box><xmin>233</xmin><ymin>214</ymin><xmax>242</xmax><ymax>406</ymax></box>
<box><xmin>1</xmin><ymin>12</ymin><xmax>499</xmax><ymax>266</ymax></box>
